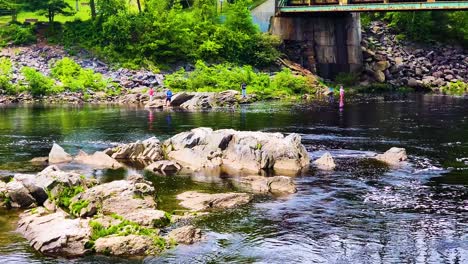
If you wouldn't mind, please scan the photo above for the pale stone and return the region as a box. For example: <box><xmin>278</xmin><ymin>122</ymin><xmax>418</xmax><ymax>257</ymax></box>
<box><xmin>375</xmin><ymin>147</ymin><xmax>408</xmax><ymax>166</ymax></box>
<box><xmin>94</xmin><ymin>235</ymin><xmax>153</xmax><ymax>256</ymax></box>
<box><xmin>48</xmin><ymin>143</ymin><xmax>72</xmax><ymax>164</ymax></box>
<box><xmin>74</xmin><ymin>150</ymin><xmax>123</xmax><ymax>169</ymax></box>
<box><xmin>17</xmin><ymin>211</ymin><xmax>91</xmax><ymax>256</ymax></box>
<box><xmin>313</xmin><ymin>152</ymin><xmax>336</xmax><ymax>170</ymax></box>
<box><xmin>167</xmin><ymin>225</ymin><xmax>202</xmax><ymax>245</ymax></box>
<box><xmin>145</xmin><ymin>160</ymin><xmax>181</xmax><ymax>173</ymax></box>
<box><xmin>176</xmin><ymin>191</ymin><xmax>252</xmax><ymax>211</ymax></box>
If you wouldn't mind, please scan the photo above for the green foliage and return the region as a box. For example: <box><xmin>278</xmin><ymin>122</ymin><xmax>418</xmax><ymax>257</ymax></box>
<box><xmin>26</xmin><ymin>0</ymin><xmax>75</xmax><ymax>23</ymax></box>
<box><xmin>441</xmin><ymin>81</ymin><xmax>468</xmax><ymax>96</ymax></box>
<box><xmin>88</xmin><ymin>214</ymin><xmax>168</xmax><ymax>251</ymax></box>
<box><xmin>69</xmin><ymin>199</ymin><xmax>89</xmax><ymax>217</ymax></box>
<box><xmin>270</xmin><ymin>68</ymin><xmax>311</xmax><ymax>96</ymax></box>
<box><xmin>51</xmin><ymin>0</ymin><xmax>280</xmax><ymax>68</ymax></box>
<box><xmin>21</xmin><ymin>67</ymin><xmax>62</xmax><ymax>96</ymax></box>
<box><xmin>48</xmin><ymin>185</ymin><xmax>85</xmax><ymax>209</ymax></box>
<box><xmin>334</xmin><ymin>72</ymin><xmax>359</xmax><ymax>87</ymax></box>
<box><xmin>0</xmin><ymin>24</ymin><xmax>36</xmax><ymax>47</ymax></box>
<box><xmin>50</xmin><ymin>57</ymin><xmax>112</xmax><ymax>92</ymax></box>
<box><xmin>383</xmin><ymin>11</ymin><xmax>468</xmax><ymax>45</ymax></box>
<box><xmin>0</xmin><ymin>57</ymin><xmax>17</xmax><ymax>94</ymax></box>
<box><xmin>165</xmin><ymin>62</ymin><xmax>313</xmax><ymax>99</ymax></box>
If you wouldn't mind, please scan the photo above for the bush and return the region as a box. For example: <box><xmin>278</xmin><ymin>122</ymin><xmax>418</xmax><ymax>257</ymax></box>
<box><xmin>21</xmin><ymin>67</ymin><xmax>62</xmax><ymax>96</ymax></box>
<box><xmin>165</xmin><ymin>61</ymin><xmax>312</xmax><ymax>99</ymax></box>
<box><xmin>441</xmin><ymin>81</ymin><xmax>468</xmax><ymax>96</ymax></box>
<box><xmin>50</xmin><ymin>58</ymin><xmax>111</xmax><ymax>92</ymax></box>
<box><xmin>334</xmin><ymin>72</ymin><xmax>359</xmax><ymax>87</ymax></box>
<box><xmin>0</xmin><ymin>24</ymin><xmax>36</xmax><ymax>47</ymax></box>
<box><xmin>0</xmin><ymin>57</ymin><xmax>18</xmax><ymax>94</ymax></box>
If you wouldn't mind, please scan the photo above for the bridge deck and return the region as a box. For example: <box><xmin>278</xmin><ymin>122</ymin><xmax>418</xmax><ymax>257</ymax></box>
<box><xmin>278</xmin><ymin>0</ymin><xmax>468</xmax><ymax>12</ymax></box>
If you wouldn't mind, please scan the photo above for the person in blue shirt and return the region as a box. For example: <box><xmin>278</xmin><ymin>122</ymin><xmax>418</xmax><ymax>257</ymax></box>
<box><xmin>241</xmin><ymin>82</ymin><xmax>247</xmax><ymax>98</ymax></box>
<box><xmin>166</xmin><ymin>89</ymin><xmax>173</xmax><ymax>107</ymax></box>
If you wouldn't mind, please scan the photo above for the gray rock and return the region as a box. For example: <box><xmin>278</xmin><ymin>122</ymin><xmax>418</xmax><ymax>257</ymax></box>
<box><xmin>74</xmin><ymin>150</ymin><xmax>123</xmax><ymax>169</ymax></box>
<box><xmin>176</xmin><ymin>191</ymin><xmax>252</xmax><ymax>211</ymax></box>
<box><xmin>105</xmin><ymin>137</ymin><xmax>163</xmax><ymax>162</ymax></box>
<box><xmin>375</xmin><ymin>147</ymin><xmax>408</xmax><ymax>166</ymax></box>
<box><xmin>313</xmin><ymin>152</ymin><xmax>336</xmax><ymax>170</ymax></box>
<box><xmin>17</xmin><ymin>210</ymin><xmax>91</xmax><ymax>256</ymax></box>
<box><xmin>48</xmin><ymin>143</ymin><xmax>72</xmax><ymax>164</ymax></box>
<box><xmin>145</xmin><ymin>160</ymin><xmax>181</xmax><ymax>173</ymax></box>
<box><xmin>94</xmin><ymin>235</ymin><xmax>153</xmax><ymax>256</ymax></box>
<box><xmin>167</xmin><ymin>225</ymin><xmax>202</xmax><ymax>245</ymax></box>
<box><xmin>6</xmin><ymin>180</ymin><xmax>36</xmax><ymax>208</ymax></box>
<box><xmin>234</xmin><ymin>175</ymin><xmax>296</xmax><ymax>194</ymax></box>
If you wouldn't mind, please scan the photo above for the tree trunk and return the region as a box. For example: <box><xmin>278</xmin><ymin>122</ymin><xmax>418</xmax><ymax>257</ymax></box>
<box><xmin>136</xmin><ymin>0</ymin><xmax>142</xmax><ymax>13</ymax></box>
<box><xmin>48</xmin><ymin>8</ymin><xmax>53</xmax><ymax>23</ymax></box>
<box><xmin>90</xmin><ymin>0</ymin><xmax>96</xmax><ymax>19</ymax></box>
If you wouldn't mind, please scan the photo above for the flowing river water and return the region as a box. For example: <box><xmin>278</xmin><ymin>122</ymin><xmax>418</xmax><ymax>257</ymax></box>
<box><xmin>0</xmin><ymin>94</ymin><xmax>467</xmax><ymax>263</ymax></box>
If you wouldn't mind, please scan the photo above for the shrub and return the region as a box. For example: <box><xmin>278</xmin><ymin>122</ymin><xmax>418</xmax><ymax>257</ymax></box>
<box><xmin>0</xmin><ymin>24</ymin><xmax>36</xmax><ymax>47</ymax></box>
<box><xmin>271</xmin><ymin>68</ymin><xmax>311</xmax><ymax>95</ymax></box>
<box><xmin>334</xmin><ymin>72</ymin><xmax>359</xmax><ymax>87</ymax></box>
<box><xmin>21</xmin><ymin>67</ymin><xmax>62</xmax><ymax>96</ymax></box>
<box><xmin>51</xmin><ymin>58</ymin><xmax>113</xmax><ymax>92</ymax></box>
<box><xmin>441</xmin><ymin>81</ymin><xmax>468</xmax><ymax>96</ymax></box>
<box><xmin>0</xmin><ymin>57</ymin><xmax>17</xmax><ymax>94</ymax></box>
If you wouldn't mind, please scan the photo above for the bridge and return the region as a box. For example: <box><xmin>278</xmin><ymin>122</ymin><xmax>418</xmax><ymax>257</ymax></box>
<box><xmin>256</xmin><ymin>0</ymin><xmax>468</xmax><ymax>79</ymax></box>
<box><xmin>277</xmin><ymin>0</ymin><xmax>468</xmax><ymax>13</ymax></box>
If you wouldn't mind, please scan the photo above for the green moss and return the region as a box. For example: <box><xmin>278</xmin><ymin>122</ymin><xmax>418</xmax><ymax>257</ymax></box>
<box><xmin>69</xmin><ymin>199</ymin><xmax>89</xmax><ymax>217</ymax></box>
<box><xmin>30</xmin><ymin>207</ymin><xmax>38</xmax><ymax>214</ymax></box>
<box><xmin>88</xmin><ymin>214</ymin><xmax>169</xmax><ymax>252</ymax></box>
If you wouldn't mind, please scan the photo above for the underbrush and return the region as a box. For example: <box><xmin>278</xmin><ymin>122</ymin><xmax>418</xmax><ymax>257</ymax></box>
<box><xmin>165</xmin><ymin>61</ymin><xmax>314</xmax><ymax>100</ymax></box>
<box><xmin>440</xmin><ymin>81</ymin><xmax>468</xmax><ymax>96</ymax></box>
<box><xmin>0</xmin><ymin>23</ymin><xmax>36</xmax><ymax>47</ymax></box>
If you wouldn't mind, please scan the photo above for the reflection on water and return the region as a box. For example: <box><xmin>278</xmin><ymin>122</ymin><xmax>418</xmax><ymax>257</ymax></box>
<box><xmin>0</xmin><ymin>94</ymin><xmax>467</xmax><ymax>263</ymax></box>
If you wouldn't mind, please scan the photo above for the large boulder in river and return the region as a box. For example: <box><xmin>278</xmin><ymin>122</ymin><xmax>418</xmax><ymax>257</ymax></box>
<box><xmin>17</xmin><ymin>210</ymin><xmax>91</xmax><ymax>257</ymax></box>
<box><xmin>74</xmin><ymin>150</ymin><xmax>123</xmax><ymax>169</ymax></box>
<box><xmin>5</xmin><ymin>180</ymin><xmax>36</xmax><ymax>208</ymax></box>
<box><xmin>164</xmin><ymin>128</ymin><xmax>309</xmax><ymax>175</ymax></box>
<box><xmin>48</xmin><ymin>143</ymin><xmax>72</xmax><ymax>164</ymax></box>
<box><xmin>70</xmin><ymin>175</ymin><xmax>168</xmax><ymax>227</ymax></box>
<box><xmin>94</xmin><ymin>235</ymin><xmax>154</xmax><ymax>256</ymax></box>
<box><xmin>104</xmin><ymin>137</ymin><xmax>163</xmax><ymax>162</ymax></box>
<box><xmin>375</xmin><ymin>147</ymin><xmax>408</xmax><ymax>166</ymax></box>
<box><xmin>180</xmin><ymin>93</ymin><xmax>214</xmax><ymax>109</ymax></box>
<box><xmin>176</xmin><ymin>191</ymin><xmax>252</xmax><ymax>211</ymax></box>
<box><xmin>313</xmin><ymin>152</ymin><xmax>336</xmax><ymax>170</ymax></box>
<box><xmin>233</xmin><ymin>176</ymin><xmax>297</xmax><ymax>194</ymax></box>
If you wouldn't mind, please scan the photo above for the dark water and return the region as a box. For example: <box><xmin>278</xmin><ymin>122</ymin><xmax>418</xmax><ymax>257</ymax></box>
<box><xmin>0</xmin><ymin>94</ymin><xmax>467</xmax><ymax>263</ymax></box>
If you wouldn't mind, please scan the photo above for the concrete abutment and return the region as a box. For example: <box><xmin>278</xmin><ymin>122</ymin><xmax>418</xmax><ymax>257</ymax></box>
<box><xmin>270</xmin><ymin>13</ymin><xmax>363</xmax><ymax>79</ymax></box>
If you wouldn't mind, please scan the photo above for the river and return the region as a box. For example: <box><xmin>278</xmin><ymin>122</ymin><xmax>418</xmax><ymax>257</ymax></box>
<box><xmin>0</xmin><ymin>94</ymin><xmax>467</xmax><ymax>263</ymax></box>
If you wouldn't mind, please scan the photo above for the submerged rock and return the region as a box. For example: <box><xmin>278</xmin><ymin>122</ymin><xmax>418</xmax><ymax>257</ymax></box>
<box><xmin>164</xmin><ymin>128</ymin><xmax>309</xmax><ymax>175</ymax></box>
<box><xmin>234</xmin><ymin>176</ymin><xmax>297</xmax><ymax>194</ymax></box>
<box><xmin>375</xmin><ymin>147</ymin><xmax>408</xmax><ymax>166</ymax></box>
<box><xmin>48</xmin><ymin>143</ymin><xmax>72</xmax><ymax>164</ymax></box>
<box><xmin>176</xmin><ymin>191</ymin><xmax>252</xmax><ymax>211</ymax></box>
<box><xmin>167</xmin><ymin>225</ymin><xmax>202</xmax><ymax>245</ymax></box>
<box><xmin>94</xmin><ymin>235</ymin><xmax>153</xmax><ymax>256</ymax></box>
<box><xmin>17</xmin><ymin>210</ymin><xmax>91</xmax><ymax>257</ymax></box>
<box><xmin>74</xmin><ymin>150</ymin><xmax>123</xmax><ymax>169</ymax></box>
<box><xmin>313</xmin><ymin>152</ymin><xmax>336</xmax><ymax>170</ymax></box>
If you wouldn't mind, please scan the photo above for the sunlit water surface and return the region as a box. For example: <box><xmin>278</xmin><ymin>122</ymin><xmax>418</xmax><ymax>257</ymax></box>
<box><xmin>0</xmin><ymin>94</ymin><xmax>467</xmax><ymax>263</ymax></box>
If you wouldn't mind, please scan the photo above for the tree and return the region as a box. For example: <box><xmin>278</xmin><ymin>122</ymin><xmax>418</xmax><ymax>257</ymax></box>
<box><xmin>0</xmin><ymin>0</ymin><xmax>19</xmax><ymax>21</ymax></box>
<box><xmin>90</xmin><ymin>0</ymin><xmax>96</xmax><ymax>19</ymax></box>
<box><xmin>28</xmin><ymin>0</ymin><xmax>75</xmax><ymax>23</ymax></box>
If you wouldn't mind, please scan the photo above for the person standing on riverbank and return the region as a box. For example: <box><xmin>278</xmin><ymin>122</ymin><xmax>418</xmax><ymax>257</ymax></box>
<box><xmin>241</xmin><ymin>82</ymin><xmax>247</xmax><ymax>99</ymax></box>
<box><xmin>339</xmin><ymin>85</ymin><xmax>345</xmax><ymax>109</ymax></box>
<box><xmin>166</xmin><ymin>89</ymin><xmax>173</xmax><ymax>107</ymax></box>
<box><xmin>149</xmin><ymin>87</ymin><xmax>154</xmax><ymax>102</ymax></box>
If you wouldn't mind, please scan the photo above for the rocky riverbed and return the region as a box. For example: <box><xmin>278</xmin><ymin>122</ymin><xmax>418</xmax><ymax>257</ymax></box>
<box><xmin>0</xmin><ymin>127</ymin><xmax>409</xmax><ymax>259</ymax></box>
<box><xmin>361</xmin><ymin>21</ymin><xmax>468</xmax><ymax>89</ymax></box>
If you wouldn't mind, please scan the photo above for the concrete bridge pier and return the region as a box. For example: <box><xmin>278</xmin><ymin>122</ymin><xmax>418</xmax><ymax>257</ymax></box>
<box><xmin>270</xmin><ymin>13</ymin><xmax>362</xmax><ymax>79</ymax></box>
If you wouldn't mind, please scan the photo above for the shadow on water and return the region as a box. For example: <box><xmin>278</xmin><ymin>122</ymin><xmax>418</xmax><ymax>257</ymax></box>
<box><xmin>0</xmin><ymin>94</ymin><xmax>467</xmax><ymax>263</ymax></box>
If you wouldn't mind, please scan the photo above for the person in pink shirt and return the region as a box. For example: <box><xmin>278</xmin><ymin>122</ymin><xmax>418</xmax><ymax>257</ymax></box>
<box><xmin>339</xmin><ymin>85</ymin><xmax>345</xmax><ymax>109</ymax></box>
<box><xmin>149</xmin><ymin>87</ymin><xmax>155</xmax><ymax>102</ymax></box>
